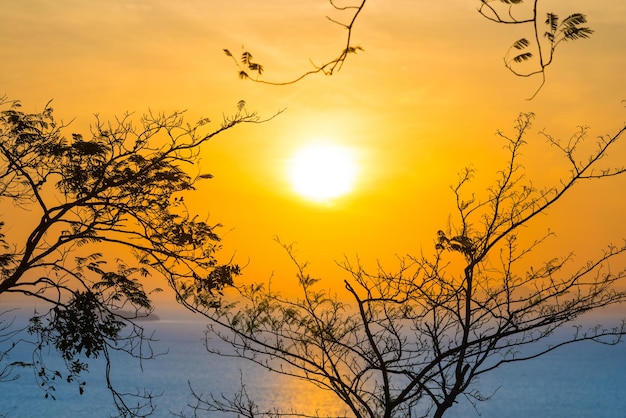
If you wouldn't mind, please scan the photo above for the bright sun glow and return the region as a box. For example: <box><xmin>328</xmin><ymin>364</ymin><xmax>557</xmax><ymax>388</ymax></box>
<box><xmin>288</xmin><ymin>143</ymin><xmax>359</xmax><ymax>202</ymax></box>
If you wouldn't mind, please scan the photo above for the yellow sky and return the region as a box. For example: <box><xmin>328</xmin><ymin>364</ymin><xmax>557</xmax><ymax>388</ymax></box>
<box><xmin>1</xmin><ymin>0</ymin><xmax>625</xmax><ymax>308</ymax></box>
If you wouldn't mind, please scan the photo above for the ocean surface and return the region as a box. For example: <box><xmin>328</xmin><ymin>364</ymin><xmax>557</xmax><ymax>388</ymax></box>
<box><xmin>1</xmin><ymin>310</ymin><xmax>626</xmax><ymax>418</ymax></box>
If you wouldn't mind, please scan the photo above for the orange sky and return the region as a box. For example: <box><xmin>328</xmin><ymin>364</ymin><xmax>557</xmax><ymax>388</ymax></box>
<box><xmin>1</xmin><ymin>0</ymin><xmax>625</xmax><ymax>312</ymax></box>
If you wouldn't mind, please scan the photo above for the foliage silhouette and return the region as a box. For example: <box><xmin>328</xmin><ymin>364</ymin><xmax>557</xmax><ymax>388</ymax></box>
<box><xmin>179</xmin><ymin>113</ymin><xmax>626</xmax><ymax>417</ymax></box>
<box><xmin>224</xmin><ymin>0</ymin><xmax>366</xmax><ymax>85</ymax></box>
<box><xmin>0</xmin><ymin>96</ymin><xmax>272</xmax><ymax>417</ymax></box>
<box><xmin>478</xmin><ymin>0</ymin><xmax>594</xmax><ymax>99</ymax></box>
<box><xmin>224</xmin><ymin>0</ymin><xmax>593</xmax><ymax>98</ymax></box>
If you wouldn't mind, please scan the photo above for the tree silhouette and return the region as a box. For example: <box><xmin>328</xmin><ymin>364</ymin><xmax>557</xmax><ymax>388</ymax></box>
<box><xmin>180</xmin><ymin>114</ymin><xmax>626</xmax><ymax>417</ymax></box>
<box><xmin>224</xmin><ymin>0</ymin><xmax>593</xmax><ymax>98</ymax></box>
<box><xmin>0</xmin><ymin>96</ymin><xmax>271</xmax><ymax>417</ymax></box>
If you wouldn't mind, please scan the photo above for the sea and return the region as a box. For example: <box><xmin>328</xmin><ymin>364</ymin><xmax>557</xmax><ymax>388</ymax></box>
<box><xmin>1</xmin><ymin>309</ymin><xmax>626</xmax><ymax>418</ymax></box>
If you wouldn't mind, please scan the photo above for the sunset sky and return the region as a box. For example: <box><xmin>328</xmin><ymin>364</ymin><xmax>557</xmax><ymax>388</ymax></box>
<box><xmin>1</xmin><ymin>0</ymin><xmax>625</xmax><ymax>312</ymax></box>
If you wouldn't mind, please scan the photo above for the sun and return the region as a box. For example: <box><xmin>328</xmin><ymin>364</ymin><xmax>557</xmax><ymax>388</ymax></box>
<box><xmin>288</xmin><ymin>143</ymin><xmax>359</xmax><ymax>202</ymax></box>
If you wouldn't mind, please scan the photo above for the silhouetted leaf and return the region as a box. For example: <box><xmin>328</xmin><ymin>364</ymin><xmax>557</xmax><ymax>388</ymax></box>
<box><xmin>563</xmin><ymin>26</ymin><xmax>594</xmax><ymax>40</ymax></box>
<box><xmin>562</xmin><ymin>13</ymin><xmax>588</xmax><ymax>27</ymax></box>
<box><xmin>249</xmin><ymin>62</ymin><xmax>263</xmax><ymax>75</ymax></box>
<box><xmin>223</xmin><ymin>49</ymin><xmax>232</xmax><ymax>57</ymax></box>
<box><xmin>546</xmin><ymin>13</ymin><xmax>558</xmax><ymax>32</ymax></box>
<box><xmin>512</xmin><ymin>52</ymin><xmax>533</xmax><ymax>63</ymax></box>
<box><xmin>512</xmin><ymin>38</ymin><xmax>530</xmax><ymax>50</ymax></box>
<box><xmin>241</xmin><ymin>51</ymin><xmax>253</xmax><ymax>65</ymax></box>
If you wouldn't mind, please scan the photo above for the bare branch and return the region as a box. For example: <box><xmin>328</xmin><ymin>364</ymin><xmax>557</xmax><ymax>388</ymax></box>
<box><xmin>186</xmin><ymin>115</ymin><xmax>626</xmax><ymax>417</ymax></box>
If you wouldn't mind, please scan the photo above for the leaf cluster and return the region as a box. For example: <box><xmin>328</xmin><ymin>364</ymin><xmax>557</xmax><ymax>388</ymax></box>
<box><xmin>223</xmin><ymin>49</ymin><xmax>265</xmax><ymax>81</ymax></box>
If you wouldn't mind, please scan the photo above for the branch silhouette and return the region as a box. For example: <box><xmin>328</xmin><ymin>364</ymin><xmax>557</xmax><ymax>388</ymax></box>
<box><xmin>223</xmin><ymin>0</ymin><xmax>367</xmax><ymax>86</ymax></box>
<box><xmin>223</xmin><ymin>0</ymin><xmax>594</xmax><ymax>98</ymax></box>
<box><xmin>177</xmin><ymin>114</ymin><xmax>626</xmax><ymax>417</ymax></box>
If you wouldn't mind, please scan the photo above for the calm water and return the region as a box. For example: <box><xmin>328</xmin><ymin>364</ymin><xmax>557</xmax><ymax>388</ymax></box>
<box><xmin>1</xmin><ymin>313</ymin><xmax>626</xmax><ymax>418</ymax></box>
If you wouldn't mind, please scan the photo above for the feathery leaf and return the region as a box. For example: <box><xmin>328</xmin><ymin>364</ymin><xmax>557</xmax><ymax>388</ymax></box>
<box><xmin>512</xmin><ymin>52</ymin><xmax>533</xmax><ymax>63</ymax></box>
<box><xmin>512</xmin><ymin>38</ymin><xmax>530</xmax><ymax>50</ymax></box>
<box><xmin>546</xmin><ymin>13</ymin><xmax>559</xmax><ymax>33</ymax></box>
